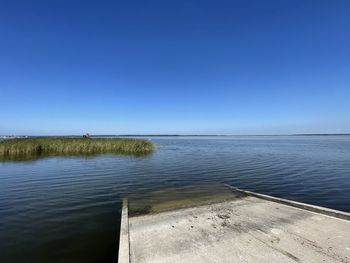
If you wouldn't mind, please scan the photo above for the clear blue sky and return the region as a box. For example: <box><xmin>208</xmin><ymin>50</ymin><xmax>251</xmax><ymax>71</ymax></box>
<box><xmin>1</xmin><ymin>0</ymin><xmax>349</xmax><ymax>135</ymax></box>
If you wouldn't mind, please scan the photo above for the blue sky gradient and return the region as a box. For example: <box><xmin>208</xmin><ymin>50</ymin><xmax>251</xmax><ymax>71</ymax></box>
<box><xmin>1</xmin><ymin>0</ymin><xmax>350</xmax><ymax>135</ymax></box>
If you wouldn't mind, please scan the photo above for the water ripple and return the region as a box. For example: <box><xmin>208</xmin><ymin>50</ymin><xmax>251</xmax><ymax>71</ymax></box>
<box><xmin>1</xmin><ymin>136</ymin><xmax>350</xmax><ymax>263</ymax></box>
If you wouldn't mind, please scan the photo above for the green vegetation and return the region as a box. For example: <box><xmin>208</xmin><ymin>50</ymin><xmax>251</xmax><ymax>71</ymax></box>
<box><xmin>0</xmin><ymin>137</ymin><xmax>154</xmax><ymax>160</ymax></box>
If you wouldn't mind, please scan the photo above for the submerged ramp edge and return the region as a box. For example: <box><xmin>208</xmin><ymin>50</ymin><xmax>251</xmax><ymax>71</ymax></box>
<box><xmin>224</xmin><ymin>184</ymin><xmax>350</xmax><ymax>221</ymax></box>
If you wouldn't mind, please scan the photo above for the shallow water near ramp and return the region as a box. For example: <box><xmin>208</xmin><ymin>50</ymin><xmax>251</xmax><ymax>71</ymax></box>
<box><xmin>128</xmin><ymin>184</ymin><xmax>243</xmax><ymax>216</ymax></box>
<box><xmin>1</xmin><ymin>135</ymin><xmax>350</xmax><ymax>263</ymax></box>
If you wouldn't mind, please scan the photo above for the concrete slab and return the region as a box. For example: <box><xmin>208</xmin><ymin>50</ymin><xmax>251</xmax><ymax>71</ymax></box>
<box><xmin>129</xmin><ymin>196</ymin><xmax>350</xmax><ymax>263</ymax></box>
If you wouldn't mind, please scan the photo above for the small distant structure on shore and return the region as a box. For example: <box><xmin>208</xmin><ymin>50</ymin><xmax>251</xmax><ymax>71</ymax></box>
<box><xmin>83</xmin><ymin>133</ymin><xmax>91</xmax><ymax>138</ymax></box>
<box><xmin>0</xmin><ymin>135</ymin><xmax>28</xmax><ymax>140</ymax></box>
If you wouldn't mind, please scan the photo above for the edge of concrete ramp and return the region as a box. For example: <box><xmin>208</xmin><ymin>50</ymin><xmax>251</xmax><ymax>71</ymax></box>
<box><xmin>118</xmin><ymin>198</ymin><xmax>130</xmax><ymax>263</ymax></box>
<box><xmin>224</xmin><ymin>184</ymin><xmax>350</xmax><ymax>221</ymax></box>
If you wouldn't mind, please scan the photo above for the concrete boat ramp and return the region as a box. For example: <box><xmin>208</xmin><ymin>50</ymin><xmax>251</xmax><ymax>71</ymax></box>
<box><xmin>119</xmin><ymin>186</ymin><xmax>350</xmax><ymax>263</ymax></box>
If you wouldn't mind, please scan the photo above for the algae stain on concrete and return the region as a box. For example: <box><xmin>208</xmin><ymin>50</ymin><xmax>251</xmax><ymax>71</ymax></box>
<box><xmin>127</xmin><ymin>184</ymin><xmax>245</xmax><ymax>217</ymax></box>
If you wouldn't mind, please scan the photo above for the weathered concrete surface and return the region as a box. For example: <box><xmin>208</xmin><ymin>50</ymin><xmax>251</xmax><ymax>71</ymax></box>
<box><xmin>118</xmin><ymin>199</ymin><xmax>129</xmax><ymax>263</ymax></box>
<box><xmin>129</xmin><ymin>196</ymin><xmax>350</xmax><ymax>263</ymax></box>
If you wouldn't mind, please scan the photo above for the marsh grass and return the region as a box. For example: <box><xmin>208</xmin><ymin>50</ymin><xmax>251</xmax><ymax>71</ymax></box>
<box><xmin>0</xmin><ymin>137</ymin><xmax>154</xmax><ymax>161</ymax></box>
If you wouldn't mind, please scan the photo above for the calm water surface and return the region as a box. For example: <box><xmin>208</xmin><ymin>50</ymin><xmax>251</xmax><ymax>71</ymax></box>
<box><xmin>1</xmin><ymin>136</ymin><xmax>350</xmax><ymax>262</ymax></box>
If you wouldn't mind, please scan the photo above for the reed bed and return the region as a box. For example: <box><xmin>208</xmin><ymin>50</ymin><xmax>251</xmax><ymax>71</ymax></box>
<box><xmin>0</xmin><ymin>137</ymin><xmax>154</xmax><ymax>160</ymax></box>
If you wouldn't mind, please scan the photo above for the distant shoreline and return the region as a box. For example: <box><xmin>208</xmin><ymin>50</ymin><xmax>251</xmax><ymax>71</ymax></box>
<box><xmin>106</xmin><ymin>134</ymin><xmax>350</xmax><ymax>137</ymax></box>
<box><xmin>2</xmin><ymin>134</ymin><xmax>349</xmax><ymax>138</ymax></box>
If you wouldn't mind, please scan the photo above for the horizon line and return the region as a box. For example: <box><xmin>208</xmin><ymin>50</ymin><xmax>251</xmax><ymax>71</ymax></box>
<box><xmin>1</xmin><ymin>133</ymin><xmax>350</xmax><ymax>137</ymax></box>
